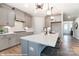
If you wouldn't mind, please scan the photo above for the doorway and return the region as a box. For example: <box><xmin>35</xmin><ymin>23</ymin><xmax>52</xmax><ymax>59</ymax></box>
<box><xmin>63</xmin><ymin>21</ymin><xmax>73</xmax><ymax>35</ymax></box>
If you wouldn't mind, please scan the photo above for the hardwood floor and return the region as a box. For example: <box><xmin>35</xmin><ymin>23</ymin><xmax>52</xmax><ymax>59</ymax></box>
<box><xmin>0</xmin><ymin>35</ymin><xmax>79</xmax><ymax>56</ymax></box>
<box><xmin>0</xmin><ymin>45</ymin><xmax>21</xmax><ymax>56</ymax></box>
<box><xmin>57</xmin><ymin>35</ymin><xmax>79</xmax><ymax>56</ymax></box>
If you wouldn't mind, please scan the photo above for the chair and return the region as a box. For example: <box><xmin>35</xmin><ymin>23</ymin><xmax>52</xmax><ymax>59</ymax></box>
<box><xmin>40</xmin><ymin>37</ymin><xmax>61</xmax><ymax>56</ymax></box>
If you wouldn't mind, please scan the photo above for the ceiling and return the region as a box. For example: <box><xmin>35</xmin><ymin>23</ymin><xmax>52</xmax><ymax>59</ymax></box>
<box><xmin>6</xmin><ymin>3</ymin><xmax>79</xmax><ymax>18</ymax></box>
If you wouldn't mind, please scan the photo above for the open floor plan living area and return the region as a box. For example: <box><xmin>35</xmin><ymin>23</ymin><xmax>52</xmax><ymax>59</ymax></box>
<box><xmin>0</xmin><ymin>3</ymin><xmax>79</xmax><ymax>56</ymax></box>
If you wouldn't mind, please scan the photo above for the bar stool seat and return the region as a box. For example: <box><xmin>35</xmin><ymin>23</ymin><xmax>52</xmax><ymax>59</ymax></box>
<box><xmin>40</xmin><ymin>46</ymin><xmax>58</xmax><ymax>56</ymax></box>
<box><xmin>40</xmin><ymin>37</ymin><xmax>61</xmax><ymax>56</ymax></box>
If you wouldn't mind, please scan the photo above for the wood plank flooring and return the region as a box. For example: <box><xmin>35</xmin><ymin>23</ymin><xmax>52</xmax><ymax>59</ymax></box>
<box><xmin>0</xmin><ymin>45</ymin><xmax>21</xmax><ymax>56</ymax></box>
<box><xmin>57</xmin><ymin>35</ymin><xmax>79</xmax><ymax>56</ymax></box>
<box><xmin>0</xmin><ymin>35</ymin><xmax>79</xmax><ymax>56</ymax></box>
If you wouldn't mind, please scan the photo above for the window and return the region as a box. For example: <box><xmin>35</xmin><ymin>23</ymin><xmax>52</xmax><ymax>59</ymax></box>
<box><xmin>11</xmin><ymin>20</ymin><xmax>24</xmax><ymax>31</ymax></box>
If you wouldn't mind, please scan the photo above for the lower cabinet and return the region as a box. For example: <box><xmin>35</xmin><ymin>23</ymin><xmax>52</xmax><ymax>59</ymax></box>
<box><xmin>0</xmin><ymin>34</ymin><xmax>20</xmax><ymax>51</ymax></box>
<box><xmin>8</xmin><ymin>34</ymin><xmax>18</xmax><ymax>47</ymax></box>
<box><xmin>0</xmin><ymin>35</ymin><xmax>8</xmax><ymax>51</ymax></box>
<box><xmin>0</xmin><ymin>32</ymin><xmax>33</xmax><ymax>51</ymax></box>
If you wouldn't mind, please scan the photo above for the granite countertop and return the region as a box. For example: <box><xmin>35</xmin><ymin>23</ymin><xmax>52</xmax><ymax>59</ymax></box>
<box><xmin>21</xmin><ymin>33</ymin><xmax>59</xmax><ymax>47</ymax></box>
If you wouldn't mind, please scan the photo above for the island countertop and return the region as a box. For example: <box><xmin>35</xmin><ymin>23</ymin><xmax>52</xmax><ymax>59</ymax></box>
<box><xmin>21</xmin><ymin>33</ymin><xmax>59</xmax><ymax>47</ymax></box>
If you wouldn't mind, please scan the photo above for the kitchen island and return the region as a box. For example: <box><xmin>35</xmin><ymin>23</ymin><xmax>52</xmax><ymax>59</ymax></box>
<box><xmin>20</xmin><ymin>33</ymin><xmax>59</xmax><ymax>56</ymax></box>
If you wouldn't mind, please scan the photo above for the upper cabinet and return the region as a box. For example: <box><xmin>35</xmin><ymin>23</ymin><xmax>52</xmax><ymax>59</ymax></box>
<box><xmin>0</xmin><ymin>5</ymin><xmax>8</xmax><ymax>26</ymax></box>
<box><xmin>45</xmin><ymin>13</ymin><xmax>63</xmax><ymax>39</ymax></box>
<box><xmin>0</xmin><ymin>4</ymin><xmax>15</xmax><ymax>27</ymax></box>
<box><xmin>0</xmin><ymin>4</ymin><xmax>32</xmax><ymax>27</ymax></box>
<box><xmin>24</xmin><ymin>14</ymin><xmax>32</xmax><ymax>28</ymax></box>
<box><xmin>45</xmin><ymin>14</ymin><xmax>62</xmax><ymax>27</ymax></box>
<box><xmin>15</xmin><ymin>9</ymin><xmax>25</xmax><ymax>21</ymax></box>
<box><xmin>15</xmin><ymin>9</ymin><xmax>33</xmax><ymax>28</ymax></box>
<box><xmin>7</xmin><ymin>8</ymin><xmax>16</xmax><ymax>27</ymax></box>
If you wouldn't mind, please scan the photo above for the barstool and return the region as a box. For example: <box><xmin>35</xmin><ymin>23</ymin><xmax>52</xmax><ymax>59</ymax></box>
<box><xmin>40</xmin><ymin>37</ymin><xmax>61</xmax><ymax>56</ymax></box>
<box><xmin>40</xmin><ymin>46</ymin><xmax>58</xmax><ymax>56</ymax></box>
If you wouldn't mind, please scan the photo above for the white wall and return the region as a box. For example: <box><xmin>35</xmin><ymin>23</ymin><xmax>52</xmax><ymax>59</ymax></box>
<box><xmin>32</xmin><ymin>16</ymin><xmax>45</xmax><ymax>34</ymax></box>
<box><xmin>73</xmin><ymin>17</ymin><xmax>79</xmax><ymax>39</ymax></box>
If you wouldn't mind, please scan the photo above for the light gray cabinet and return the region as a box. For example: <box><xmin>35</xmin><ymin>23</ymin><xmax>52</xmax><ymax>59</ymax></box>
<box><xmin>7</xmin><ymin>9</ymin><xmax>15</xmax><ymax>27</ymax></box>
<box><xmin>15</xmin><ymin>9</ymin><xmax>25</xmax><ymax>21</ymax></box>
<box><xmin>7</xmin><ymin>34</ymin><xmax>18</xmax><ymax>47</ymax></box>
<box><xmin>0</xmin><ymin>6</ymin><xmax>8</xmax><ymax>25</ymax></box>
<box><xmin>0</xmin><ymin>34</ymin><xmax>20</xmax><ymax>51</ymax></box>
<box><xmin>0</xmin><ymin>5</ymin><xmax>15</xmax><ymax>26</ymax></box>
<box><xmin>24</xmin><ymin>15</ymin><xmax>32</xmax><ymax>28</ymax></box>
<box><xmin>0</xmin><ymin>35</ymin><xmax>8</xmax><ymax>50</ymax></box>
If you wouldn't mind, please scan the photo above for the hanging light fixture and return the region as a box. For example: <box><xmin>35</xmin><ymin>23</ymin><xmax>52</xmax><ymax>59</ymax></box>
<box><xmin>50</xmin><ymin>7</ymin><xmax>54</xmax><ymax>20</ymax></box>
<box><xmin>34</xmin><ymin>3</ymin><xmax>44</xmax><ymax>14</ymax></box>
<box><xmin>36</xmin><ymin>3</ymin><xmax>43</xmax><ymax>9</ymax></box>
<box><xmin>46</xmin><ymin>3</ymin><xmax>51</xmax><ymax>15</ymax></box>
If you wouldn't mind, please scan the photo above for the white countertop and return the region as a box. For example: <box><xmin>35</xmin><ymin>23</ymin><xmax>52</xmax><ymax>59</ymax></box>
<box><xmin>0</xmin><ymin>32</ymin><xmax>15</xmax><ymax>35</ymax></box>
<box><xmin>21</xmin><ymin>33</ymin><xmax>59</xmax><ymax>47</ymax></box>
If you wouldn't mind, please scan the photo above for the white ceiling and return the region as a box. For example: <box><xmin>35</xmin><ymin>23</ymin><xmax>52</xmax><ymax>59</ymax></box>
<box><xmin>6</xmin><ymin>3</ymin><xmax>79</xmax><ymax>17</ymax></box>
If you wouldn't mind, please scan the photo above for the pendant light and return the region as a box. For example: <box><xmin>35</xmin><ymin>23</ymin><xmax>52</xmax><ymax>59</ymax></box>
<box><xmin>50</xmin><ymin>7</ymin><xmax>54</xmax><ymax>20</ymax></box>
<box><xmin>46</xmin><ymin>3</ymin><xmax>51</xmax><ymax>15</ymax></box>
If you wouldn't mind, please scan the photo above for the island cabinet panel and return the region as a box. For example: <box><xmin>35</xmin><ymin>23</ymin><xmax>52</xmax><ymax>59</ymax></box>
<box><xmin>29</xmin><ymin>41</ymin><xmax>45</xmax><ymax>56</ymax></box>
<box><xmin>21</xmin><ymin>40</ymin><xmax>45</xmax><ymax>56</ymax></box>
<box><xmin>21</xmin><ymin>40</ymin><xmax>29</xmax><ymax>56</ymax></box>
<box><xmin>29</xmin><ymin>41</ymin><xmax>39</xmax><ymax>56</ymax></box>
<box><xmin>21</xmin><ymin>33</ymin><xmax>59</xmax><ymax>56</ymax></box>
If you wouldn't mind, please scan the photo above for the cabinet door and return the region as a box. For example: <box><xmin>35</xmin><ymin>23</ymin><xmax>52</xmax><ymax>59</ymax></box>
<box><xmin>28</xmin><ymin>41</ymin><xmax>45</xmax><ymax>56</ymax></box>
<box><xmin>0</xmin><ymin>7</ymin><xmax>8</xmax><ymax>25</ymax></box>
<box><xmin>0</xmin><ymin>36</ymin><xmax>8</xmax><ymax>51</ymax></box>
<box><xmin>16</xmin><ymin>9</ymin><xmax>25</xmax><ymax>21</ymax></box>
<box><xmin>8</xmin><ymin>34</ymin><xmax>17</xmax><ymax>47</ymax></box>
<box><xmin>7</xmin><ymin>9</ymin><xmax>15</xmax><ymax>27</ymax></box>
<box><xmin>21</xmin><ymin>40</ymin><xmax>29</xmax><ymax>56</ymax></box>
<box><xmin>29</xmin><ymin>41</ymin><xmax>39</xmax><ymax>56</ymax></box>
<box><xmin>24</xmin><ymin>15</ymin><xmax>32</xmax><ymax>27</ymax></box>
<box><xmin>54</xmin><ymin>15</ymin><xmax>61</xmax><ymax>22</ymax></box>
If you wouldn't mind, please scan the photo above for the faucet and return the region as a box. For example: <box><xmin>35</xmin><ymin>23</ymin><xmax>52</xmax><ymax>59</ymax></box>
<box><xmin>43</xmin><ymin>27</ymin><xmax>48</xmax><ymax>35</ymax></box>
